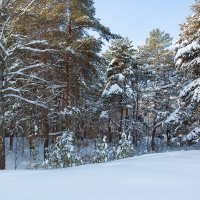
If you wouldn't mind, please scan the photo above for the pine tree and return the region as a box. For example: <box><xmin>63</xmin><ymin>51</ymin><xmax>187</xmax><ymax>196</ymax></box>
<box><xmin>26</xmin><ymin>0</ymin><xmax>119</xmax><ymax>141</ymax></box>
<box><xmin>165</xmin><ymin>0</ymin><xmax>200</xmax><ymax>146</ymax></box>
<box><xmin>0</xmin><ymin>0</ymin><xmax>53</xmax><ymax>170</ymax></box>
<box><xmin>0</xmin><ymin>0</ymin><xmax>119</xmax><ymax>165</ymax></box>
<box><xmin>100</xmin><ymin>38</ymin><xmax>138</xmax><ymax>142</ymax></box>
<box><xmin>136</xmin><ymin>29</ymin><xmax>178</xmax><ymax>151</ymax></box>
<box><xmin>138</xmin><ymin>28</ymin><xmax>173</xmax><ymax>65</ymax></box>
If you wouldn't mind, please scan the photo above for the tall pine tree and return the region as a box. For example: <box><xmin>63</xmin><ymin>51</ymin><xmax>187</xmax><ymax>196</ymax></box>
<box><xmin>165</xmin><ymin>0</ymin><xmax>200</xmax><ymax>146</ymax></box>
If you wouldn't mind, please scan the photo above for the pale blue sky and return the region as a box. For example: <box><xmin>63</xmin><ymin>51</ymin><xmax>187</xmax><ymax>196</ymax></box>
<box><xmin>94</xmin><ymin>0</ymin><xmax>194</xmax><ymax>48</ymax></box>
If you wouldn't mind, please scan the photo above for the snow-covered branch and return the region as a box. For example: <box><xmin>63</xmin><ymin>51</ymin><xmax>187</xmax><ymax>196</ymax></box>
<box><xmin>4</xmin><ymin>94</ymin><xmax>48</xmax><ymax>108</ymax></box>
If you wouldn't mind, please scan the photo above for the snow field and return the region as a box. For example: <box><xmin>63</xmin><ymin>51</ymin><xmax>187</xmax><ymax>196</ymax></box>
<box><xmin>0</xmin><ymin>150</ymin><xmax>200</xmax><ymax>200</ymax></box>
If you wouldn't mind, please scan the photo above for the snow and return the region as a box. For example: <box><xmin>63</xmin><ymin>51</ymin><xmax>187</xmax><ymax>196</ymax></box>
<box><xmin>175</xmin><ymin>58</ymin><xmax>182</xmax><ymax>66</ymax></box>
<box><xmin>13</xmin><ymin>63</ymin><xmax>45</xmax><ymax>73</ymax></box>
<box><xmin>117</xmin><ymin>73</ymin><xmax>125</xmax><ymax>81</ymax></box>
<box><xmin>185</xmin><ymin>127</ymin><xmax>200</xmax><ymax>142</ymax></box>
<box><xmin>4</xmin><ymin>94</ymin><xmax>48</xmax><ymax>108</ymax></box>
<box><xmin>25</xmin><ymin>40</ymin><xmax>48</xmax><ymax>46</ymax></box>
<box><xmin>165</xmin><ymin>108</ymin><xmax>180</xmax><ymax>123</ymax></box>
<box><xmin>100</xmin><ymin>110</ymin><xmax>109</xmax><ymax>119</ymax></box>
<box><xmin>1</xmin><ymin>151</ymin><xmax>200</xmax><ymax>200</ymax></box>
<box><xmin>102</xmin><ymin>83</ymin><xmax>123</xmax><ymax>96</ymax></box>
<box><xmin>110</xmin><ymin>57</ymin><xmax>118</xmax><ymax>65</ymax></box>
<box><xmin>126</xmin><ymin>86</ymin><xmax>133</xmax><ymax>96</ymax></box>
<box><xmin>34</xmin><ymin>125</ymin><xmax>38</xmax><ymax>134</ymax></box>
<box><xmin>180</xmin><ymin>78</ymin><xmax>200</xmax><ymax>102</ymax></box>
<box><xmin>175</xmin><ymin>40</ymin><xmax>200</xmax><ymax>60</ymax></box>
<box><xmin>19</xmin><ymin>46</ymin><xmax>55</xmax><ymax>53</ymax></box>
<box><xmin>0</xmin><ymin>42</ymin><xmax>10</xmax><ymax>56</ymax></box>
<box><xmin>2</xmin><ymin>87</ymin><xmax>21</xmax><ymax>93</ymax></box>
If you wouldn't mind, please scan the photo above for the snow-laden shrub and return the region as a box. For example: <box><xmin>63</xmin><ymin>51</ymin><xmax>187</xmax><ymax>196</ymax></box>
<box><xmin>115</xmin><ymin>132</ymin><xmax>134</xmax><ymax>159</ymax></box>
<box><xmin>93</xmin><ymin>136</ymin><xmax>110</xmax><ymax>163</ymax></box>
<box><xmin>43</xmin><ymin>131</ymin><xmax>82</xmax><ymax>169</ymax></box>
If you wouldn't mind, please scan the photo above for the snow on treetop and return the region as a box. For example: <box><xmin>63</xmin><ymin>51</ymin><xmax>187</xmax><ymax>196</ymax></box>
<box><xmin>100</xmin><ymin>111</ymin><xmax>109</xmax><ymax>119</ymax></box>
<box><xmin>175</xmin><ymin>40</ymin><xmax>200</xmax><ymax>61</ymax></box>
<box><xmin>117</xmin><ymin>73</ymin><xmax>125</xmax><ymax>81</ymax></box>
<box><xmin>102</xmin><ymin>83</ymin><xmax>123</xmax><ymax>97</ymax></box>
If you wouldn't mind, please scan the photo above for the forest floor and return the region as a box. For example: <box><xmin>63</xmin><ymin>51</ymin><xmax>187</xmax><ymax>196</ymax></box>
<box><xmin>0</xmin><ymin>150</ymin><xmax>199</xmax><ymax>200</ymax></box>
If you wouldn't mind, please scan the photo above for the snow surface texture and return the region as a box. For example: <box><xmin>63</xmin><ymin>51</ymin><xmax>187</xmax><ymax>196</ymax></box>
<box><xmin>1</xmin><ymin>151</ymin><xmax>200</xmax><ymax>200</ymax></box>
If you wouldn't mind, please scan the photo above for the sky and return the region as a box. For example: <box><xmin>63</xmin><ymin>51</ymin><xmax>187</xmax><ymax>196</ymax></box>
<box><xmin>94</xmin><ymin>0</ymin><xmax>194</xmax><ymax>49</ymax></box>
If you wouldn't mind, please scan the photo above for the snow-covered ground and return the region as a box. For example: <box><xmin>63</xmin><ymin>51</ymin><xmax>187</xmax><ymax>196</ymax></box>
<box><xmin>0</xmin><ymin>151</ymin><xmax>200</xmax><ymax>200</ymax></box>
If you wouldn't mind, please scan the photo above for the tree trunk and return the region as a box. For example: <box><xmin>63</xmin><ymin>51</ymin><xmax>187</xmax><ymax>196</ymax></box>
<box><xmin>43</xmin><ymin>109</ymin><xmax>49</xmax><ymax>159</ymax></box>
<box><xmin>29</xmin><ymin>136</ymin><xmax>34</xmax><ymax>159</ymax></box>
<box><xmin>108</xmin><ymin>118</ymin><xmax>112</xmax><ymax>143</ymax></box>
<box><xmin>151</xmin><ymin>121</ymin><xmax>157</xmax><ymax>151</ymax></box>
<box><xmin>66</xmin><ymin>64</ymin><xmax>71</xmax><ymax>107</ymax></box>
<box><xmin>166</xmin><ymin>129</ymin><xmax>171</xmax><ymax>146</ymax></box>
<box><xmin>119</xmin><ymin>107</ymin><xmax>123</xmax><ymax>132</ymax></box>
<box><xmin>151</xmin><ymin>121</ymin><xmax>162</xmax><ymax>152</ymax></box>
<box><xmin>0</xmin><ymin>134</ymin><xmax>5</xmax><ymax>170</ymax></box>
<box><xmin>119</xmin><ymin>94</ymin><xmax>124</xmax><ymax>133</ymax></box>
<box><xmin>10</xmin><ymin>135</ymin><xmax>13</xmax><ymax>151</ymax></box>
<box><xmin>65</xmin><ymin>0</ymin><xmax>73</xmax><ymax>108</ymax></box>
<box><xmin>0</xmin><ymin>54</ymin><xmax>6</xmax><ymax>170</ymax></box>
<box><xmin>151</xmin><ymin>94</ymin><xmax>158</xmax><ymax>151</ymax></box>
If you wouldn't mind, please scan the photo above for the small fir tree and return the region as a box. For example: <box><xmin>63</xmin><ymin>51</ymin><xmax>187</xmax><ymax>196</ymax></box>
<box><xmin>43</xmin><ymin>131</ymin><xmax>82</xmax><ymax>168</ymax></box>
<box><xmin>115</xmin><ymin>132</ymin><xmax>134</xmax><ymax>159</ymax></box>
<box><xmin>93</xmin><ymin>136</ymin><xmax>110</xmax><ymax>163</ymax></box>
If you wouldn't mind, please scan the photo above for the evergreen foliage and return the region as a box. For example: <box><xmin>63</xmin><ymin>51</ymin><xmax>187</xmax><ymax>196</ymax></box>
<box><xmin>165</xmin><ymin>0</ymin><xmax>200</xmax><ymax>146</ymax></box>
<box><xmin>0</xmin><ymin>0</ymin><xmax>199</xmax><ymax>170</ymax></box>
<box><xmin>43</xmin><ymin>131</ymin><xmax>82</xmax><ymax>168</ymax></box>
<box><xmin>100</xmin><ymin>38</ymin><xmax>138</xmax><ymax>141</ymax></box>
<box><xmin>93</xmin><ymin>136</ymin><xmax>110</xmax><ymax>163</ymax></box>
<box><xmin>115</xmin><ymin>132</ymin><xmax>134</xmax><ymax>159</ymax></box>
<box><xmin>138</xmin><ymin>28</ymin><xmax>173</xmax><ymax>65</ymax></box>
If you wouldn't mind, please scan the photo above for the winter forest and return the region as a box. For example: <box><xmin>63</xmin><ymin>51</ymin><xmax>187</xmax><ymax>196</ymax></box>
<box><xmin>0</xmin><ymin>0</ymin><xmax>199</xmax><ymax>174</ymax></box>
